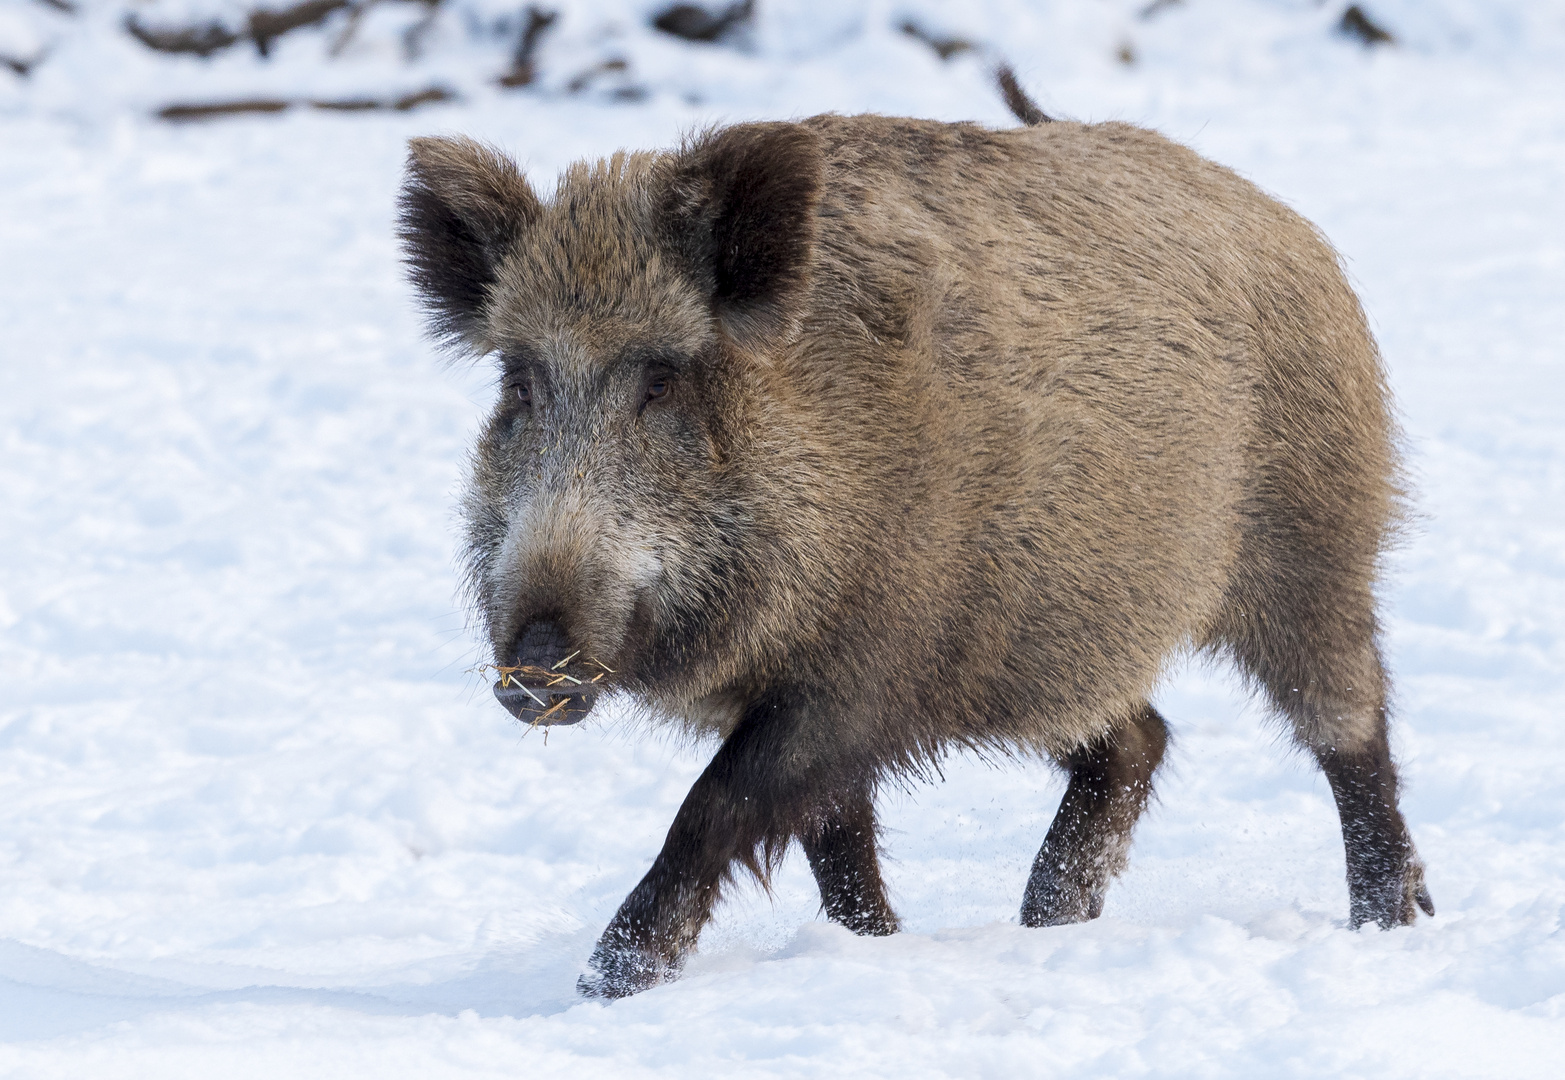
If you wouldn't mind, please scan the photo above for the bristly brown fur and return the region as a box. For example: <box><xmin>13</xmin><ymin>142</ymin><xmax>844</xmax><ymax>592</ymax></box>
<box><xmin>398</xmin><ymin>113</ymin><xmax>1430</xmax><ymax>999</ymax></box>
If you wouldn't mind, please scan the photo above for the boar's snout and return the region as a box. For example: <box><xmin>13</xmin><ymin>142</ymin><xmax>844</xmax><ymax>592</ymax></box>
<box><xmin>511</xmin><ymin>618</ymin><xmax>574</xmax><ymax>669</ymax></box>
<box><xmin>492</xmin><ymin>618</ymin><xmax>602</xmax><ymax>726</ymax></box>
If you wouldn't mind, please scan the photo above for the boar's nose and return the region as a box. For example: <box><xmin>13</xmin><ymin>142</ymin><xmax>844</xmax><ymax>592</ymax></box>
<box><xmin>511</xmin><ymin>618</ymin><xmax>574</xmax><ymax>670</ymax></box>
<box><xmin>492</xmin><ymin>618</ymin><xmax>602</xmax><ymax>727</ymax></box>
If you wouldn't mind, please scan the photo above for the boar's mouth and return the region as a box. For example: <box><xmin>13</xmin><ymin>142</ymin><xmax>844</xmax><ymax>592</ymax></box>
<box><xmin>491</xmin><ymin>655</ymin><xmax>611</xmax><ymax>727</ymax></box>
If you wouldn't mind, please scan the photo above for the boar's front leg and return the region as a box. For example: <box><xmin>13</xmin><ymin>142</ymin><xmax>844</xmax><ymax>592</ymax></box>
<box><xmin>1020</xmin><ymin>702</ymin><xmax>1168</xmax><ymax>926</ymax></box>
<box><xmin>579</xmin><ymin>699</ymin><xmax>882</xmax><ymax>998</ymax></box>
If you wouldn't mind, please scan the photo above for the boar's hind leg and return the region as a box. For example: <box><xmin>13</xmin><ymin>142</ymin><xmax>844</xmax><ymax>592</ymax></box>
<box><xmin>1020</xmin><ymin>703</ymin><xmax>1168</xmax><ymax>927</ymax></box>
<box><xmin>799</xmin><ymin>783</ymin><xmax>898</xmax><ymax>936</ymax></box>
<box><xmin>1316</xmin><ymin>730</ymin><xmax>1435</xmax><ymax>929</ymax></box>
<box><xmin>579</xmin><ymin>702</ymin><xmax>874</xmax><ymax>998</ymax></box>
<box><xmin>1218</xmin><ymin>573</ymin><xmax>1434</xmax><ymax>928</ymax></box>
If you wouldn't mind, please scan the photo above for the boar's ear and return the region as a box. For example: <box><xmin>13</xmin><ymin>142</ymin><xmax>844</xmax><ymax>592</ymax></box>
<box><xmin>398</xmin><ymin>137</ymin><xmax>541</xmax><ymax>353</ymax></box>
<box><xmin>665</xmin><ymin>122</ymin><xmax>824</xmax><ymax>348</ymax></box>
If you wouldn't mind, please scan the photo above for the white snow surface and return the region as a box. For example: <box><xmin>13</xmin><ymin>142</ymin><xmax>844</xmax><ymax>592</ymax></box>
<box><xmin>3</xmin><ymin>1</ymin><xmax>1564</xmax><ymax>1075</ymax></box>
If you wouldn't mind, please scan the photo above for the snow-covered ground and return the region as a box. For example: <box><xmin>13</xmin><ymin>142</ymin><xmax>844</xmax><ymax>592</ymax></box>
<box><xmin>2</xmin><ymin>1</ymin><xmax>1563</xmax><ymax>1075</ymax></box>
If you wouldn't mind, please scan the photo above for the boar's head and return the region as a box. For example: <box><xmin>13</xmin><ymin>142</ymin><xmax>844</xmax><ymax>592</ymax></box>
<box><xmin>398</xmin><ymin>125</ymin><xmax>824</xmax><ymax>727</ymax></box>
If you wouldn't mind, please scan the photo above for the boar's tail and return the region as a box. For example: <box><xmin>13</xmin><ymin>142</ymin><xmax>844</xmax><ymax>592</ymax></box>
<box><xmin>995</xmin><ymin>63</ymin><xmax>1053</xmax><ymax>125</ymax></box>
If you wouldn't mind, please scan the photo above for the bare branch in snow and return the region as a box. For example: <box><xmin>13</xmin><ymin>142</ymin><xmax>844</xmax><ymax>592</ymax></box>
<box><xmin>563</xmin><ymin>57</ymin><xmax>646</xmax><ymax>101</ymax></box>
<box><xmin>159</xmin><ymin>99</ymin><xmax>293</xmax><ymax>121</ymax></box>
<box><xmin>388</xmin><ymin>84</ymin><xmax>454</xmax><ymax>109</ymax></box>
<box><xmin>307</xmin><ymin>85</ymin><xmax>457</xmax><ymax>110</ymax></box>
<box><xmin>248</xmin><ymin>0</ymin><xmax>353</xmax><ymax>59</ymax></box>
<box><xmin>651</xmin><ymin>0</ymin><xmax>752</xmax><ymax>45</ymax></box>
<box><xmin>898</xmin><ymin>19</ymin><xmax>974</xmax><ymax>62</ymax></box>
<box><xmin>497</xmin><ymin>5</ymin><xmax>558</xmax><ymax>88</ymax></box>
<box><xmin>2</xmin><ymin>48</ymin><xmax>50</xmax><ymax>77</ymax></box>
<box><xmin>566</xmin><ymin>56</ymin><xmax>626</xmax><ymax>93</ymax></box>
<box><xmin>126</xmin><ymin>0</ymin><xmax>367</xmax><ymax>61</ymax></box>
<box><xmin>124</xmin><ymin>14</ymin><xmax>242</xmax><ymax>58</ymax></box>
<box><xmin>158</xmin><ymin>85</ymin><xmax>455</xmax><ymax>122</ymax></box>
<box><xmin>995</xmin><ymin>63</ymin><xmax>1052</xmax><ymax>125</ymax></box>
<box><xmin>1339</xmin><ymin>5</ymin><xmax>1395</xmax><ymax>47</ymax></box>
<box><xmin>1138</xmin><ymin>0</ymin><xmax>1183</xmax><ymax>21</ymax></box>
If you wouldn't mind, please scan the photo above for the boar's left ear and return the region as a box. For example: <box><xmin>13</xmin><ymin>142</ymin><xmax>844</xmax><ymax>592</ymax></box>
<box><xmin>398</xmin><ymin>136</ymin><xmax>542</xmax><ymax>354</ymax></box>
<box><xmin>664</xmin><ymin>122</ymin><xmax>824</xmax><ymax>348</ymax></box>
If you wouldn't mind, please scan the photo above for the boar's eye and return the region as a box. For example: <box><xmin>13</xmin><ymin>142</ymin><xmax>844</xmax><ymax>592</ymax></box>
<box><xmin>640</xmin><ymin>371</ymin><xmax>673</xmax><ymax>414</ymax></box>
<box><xmin>513</xmin><ymin>382</ymin><xmax>532</xmax><ymax>406</ymax></box>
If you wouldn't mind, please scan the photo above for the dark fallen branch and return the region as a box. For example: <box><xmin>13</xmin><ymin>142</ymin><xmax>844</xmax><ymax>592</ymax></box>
<box><xmin>309</xmin><ymin>85</ymin><xmax>458</xmax><ymax>110</ymax></box>
<box><xmin>995</xmin><ymin>64</ymin><xmax>1052</xmax><ymax>125</ymax></box>
<box><xmin>562</xmin><ymin>58</ymin><xmax>647</xmax><ymax>102</ymax></box>
<box><xmin>158</xmin><ymin>85</ymin><xmax>456</xmax><ymax>122</ymax></box>
<box><xmin>388</xmin><ymin>85</ymin><xmax>455</xmax><ymax>109</ymax></box>
<box><xmin>497</xmin><ymin>5</ymin><xmax>558</xmax><ymax>88</ymax></box>
<box><xmin>249</xmin><ymin>0</ymin><xmax>353</xmax><ymax>58</ymax></box>
<box><xmin>898</xmin><ymin>19</ymin><xmax>974</xmax><ymax>61</ymax></box>
<box><xmin>34</xmin><ymin>0</ymin><xmax>77</xmax><ymax>13</ymax></box>
<box><xmin>159</xmin><ymin>99</ymin><xmax>292</xmax><ymax>121</ymax></box>
<box><xmin>651</xmin><ymin>0</ymin><xmax>752</xmax><ymax>44</ymax></box>
<box><xmin>1339</xmin><ymin>5</ymin><xmax>1394</xmax><ymax>46</ymax></box>
<box><xmin>2</xmin><ymin>49</ymin><xmax>49</xmax><ymax>77</ymax></box>
<box><xmin>125</xmin><ymin>14</ymin><xmax>242</xmax><ymax>58</ymax></box>
<box><xmin>565</xmin><ymin>57</ymin><xmax>627</xmax><ymax>93</ymax></box>
<box><xmin>127</xmin><ymin>0</ymin><xmax>378</xmax><ymax>61</ymax></box>
<box><xmin>310</xmin><ymin>97</ymin><xmax>380</xmax><ymax>111</ymax></box>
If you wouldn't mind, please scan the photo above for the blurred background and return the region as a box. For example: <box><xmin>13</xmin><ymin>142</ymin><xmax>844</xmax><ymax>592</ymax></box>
<box><xmin>2</xmin><ymin>1</ymin><xmax>1556</xmax><ymax>124</ymax></box>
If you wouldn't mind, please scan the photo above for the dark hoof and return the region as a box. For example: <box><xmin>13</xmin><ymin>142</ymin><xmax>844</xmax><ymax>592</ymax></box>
<box><xmin>577</xmin><ymin>942</ymin><xmax>675</xmax><ymax>999</ymax></box>
<box><xmin>1019</xmin><ymin>872</ymin><xmax>1105</xmax><ymax>928</ymax></box>
<box><xmin>576</xmin><ymin>971</ymin><xmax>626</xmax><ymax>999</ymax></box>
<box><xmin>1350</xmin><ymin>858</ymin><xmax>1434</xmax><ymax>929</ymax></box>
<box><xmin>836</xmin><ymin>908</ymin><xmax>899</xmax><ymax>937</ymax></box>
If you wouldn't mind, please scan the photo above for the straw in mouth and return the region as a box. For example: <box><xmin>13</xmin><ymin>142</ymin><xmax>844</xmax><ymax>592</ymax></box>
<box><xmin>484</xmin><ymin>656</ymin><xmax>614</xmax><ymax>727</ymax></box>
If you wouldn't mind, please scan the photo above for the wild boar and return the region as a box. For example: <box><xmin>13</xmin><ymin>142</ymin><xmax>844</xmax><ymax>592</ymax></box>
<box><xmin>397</xmin><ymin>103</ymin><xmax>1433</xmax><ymax>998</ymax></box>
